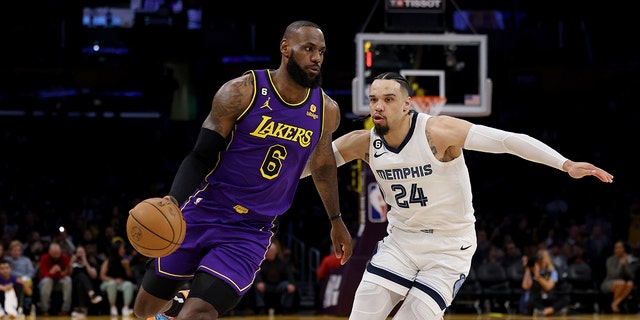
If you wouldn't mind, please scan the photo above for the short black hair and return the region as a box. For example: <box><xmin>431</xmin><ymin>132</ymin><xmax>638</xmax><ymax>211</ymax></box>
<box><xmin>374</xmin><ymin>72</ymin><xmax>411</xmax><ymax>96</ymax></box>
<box><xmin>352</xmin><ymin>72</ymin><xmax>412</xmax><ymax>123</ymax></box>
<box><xmin>283</xmin><ymin>20</ymin><xmax>321</xmax><ymax>38</ymax></box>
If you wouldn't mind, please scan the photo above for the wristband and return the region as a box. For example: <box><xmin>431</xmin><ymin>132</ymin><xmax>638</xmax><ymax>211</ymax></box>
<box><xmin>330</xmin><ymin>213</ymin><xmax>342</xmax><ymax>221</ymax></box>
<box><xmin>168</xmin><ymin>196</ymin><xmax>179</xmax><ymax>207</ymax></box>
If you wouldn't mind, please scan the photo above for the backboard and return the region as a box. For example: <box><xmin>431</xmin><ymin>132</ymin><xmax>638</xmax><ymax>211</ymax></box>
<box><xmin>353</xmin><ymin>33</ymin><xmax>491</xmax><ymax>117</ymax></box>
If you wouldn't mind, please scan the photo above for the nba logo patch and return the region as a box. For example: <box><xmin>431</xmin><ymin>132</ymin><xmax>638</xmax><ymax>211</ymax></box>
<box><xmin>368</xmin><ymin>183</ymin><xmax>387</xmax><ymax>223</ymax></box>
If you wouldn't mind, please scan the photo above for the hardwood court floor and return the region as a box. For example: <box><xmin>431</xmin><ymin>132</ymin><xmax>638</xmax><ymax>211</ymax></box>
<box><xmin>30</xmin><ymin>314</ymin><xmax>640</xmax><ymax>320</ymax></box>
<box><xmin>221</xmin><ymin>314</ymin><xmax>636</xmax><ymax>320</ymax></box>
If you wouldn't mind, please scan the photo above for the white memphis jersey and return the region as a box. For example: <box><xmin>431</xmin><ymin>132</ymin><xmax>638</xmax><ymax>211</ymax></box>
<box><xmin>368</xmin><ymin>112</ymin><xmax>476</xmax><ymax>235</ymax></box>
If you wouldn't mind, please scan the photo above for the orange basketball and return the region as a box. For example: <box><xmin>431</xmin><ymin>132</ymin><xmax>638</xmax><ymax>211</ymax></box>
<box><xmin>127</xmin><ymin>197</ymin><xmax>186</xmax><ymax>258</ymax></box>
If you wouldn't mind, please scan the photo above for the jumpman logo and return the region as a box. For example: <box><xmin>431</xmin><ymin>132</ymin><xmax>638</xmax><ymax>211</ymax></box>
<box><xmin>260</xmin><ymin>97</ymin><xmax>272</xmax><ymax>110</ymax></box>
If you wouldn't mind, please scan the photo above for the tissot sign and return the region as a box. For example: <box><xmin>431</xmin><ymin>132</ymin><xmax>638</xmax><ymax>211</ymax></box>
<box><xmin>386</xmin><ymin>0</ymin><xmax>445</xmax><ymax>13</ymax></box>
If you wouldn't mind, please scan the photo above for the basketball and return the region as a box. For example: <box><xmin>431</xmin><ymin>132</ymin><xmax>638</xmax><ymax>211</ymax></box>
<box><xmin>127</xmin><ymin>197</ymin><xmax>186</xmax><ymax>258</ymax></box>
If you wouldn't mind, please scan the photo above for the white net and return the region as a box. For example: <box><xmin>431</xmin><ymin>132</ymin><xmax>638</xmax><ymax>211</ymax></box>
<box><xmin>411</xmin><ymin>96</ymin><xmax>447</xmax><ymax>116</ymax></box>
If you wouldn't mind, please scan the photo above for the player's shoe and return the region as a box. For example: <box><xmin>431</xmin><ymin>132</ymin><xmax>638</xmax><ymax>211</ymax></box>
<box><xmin>150</xmin><ymin>313</ymin><xmax>173</xmax><ymax>320</ymax></box>
<box><xmin>146</xmin><ymin>290</ymin><xmax>190</xmax><ymax>320</ymax></box>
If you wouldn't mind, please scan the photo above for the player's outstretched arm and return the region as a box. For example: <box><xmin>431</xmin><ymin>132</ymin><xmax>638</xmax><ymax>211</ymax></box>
<box><xmin>562</xmin><ymin>160</ymin><xmax>614</xmax><ymax>182</ymax></box>
<box><xmin>462</xmin><ymin>123</ymin><xmax>614</xmax><ymax>183</ymax></box>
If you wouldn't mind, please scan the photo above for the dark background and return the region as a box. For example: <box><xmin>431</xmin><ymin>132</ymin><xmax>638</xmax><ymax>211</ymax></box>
<box><xmin>0</xmin><ymin>1</ymin><xmax>638</xmax><ymax>257</ymax></box>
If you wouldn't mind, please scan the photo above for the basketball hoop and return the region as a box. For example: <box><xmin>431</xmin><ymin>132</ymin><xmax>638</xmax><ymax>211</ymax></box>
<box><xmin>411</xmin><ymin>96</ymin><xmax>447</xmax><ymax>116</ymax></box>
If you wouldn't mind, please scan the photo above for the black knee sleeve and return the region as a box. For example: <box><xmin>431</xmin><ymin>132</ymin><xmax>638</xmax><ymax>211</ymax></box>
<box><xmin>189</xmin><ymin>272</ymin><xmax>241</xmax><ymax>315</ymax></box>
<box><xmin>141</xmin><ymin>259</ymin><xmax>189</xmax><ymax>300</ymax></box>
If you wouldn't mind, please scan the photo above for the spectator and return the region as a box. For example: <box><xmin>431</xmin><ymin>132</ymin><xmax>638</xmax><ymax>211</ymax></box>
<box><xmin>316</xmin><ymin>246</ymin><xmax>341</xmax><ymax>282</ymax></box>
<box><xmin>565</xmin><ymin>224</ymin><xmax>584</xmax><ymax>247</ymax></box>
<box><xmin>254</xmin><ymin>244</ymin><xmax>296</xmax><ymax>314</ymax></box>
<box><xmin>600</xmin><ymin>240</ymin><xmax>635</xmax><ymax>313</ymax></box>
<box><xmin>584</xmin><ymin>224</ymin><xmax>613</xmax><ymax>285</ymax></box>
<box><xmin>472</xmin><ymin>228</ymin><xmax>491</xmax><ymax>266</ymax></box>
<box><xmin>70</xmin><ymin>245</ymin><xmax>103</xmax><ymax>317</ymax></box>
<box><xmin>23</xmin><ymin>232</ymin><xmax>44</xmax><ymax>264</ymax></box>
<box><xmin>128</xmin><ymin>249</ymin><xmax>147</xmax><ymax>288</ymax></box>
<box><xmin>511</xmin><ymin>214</ymin><xmax>534</xmax><ymax>250</ymax></box>
<box><xmin>78</xmin><ymin>229</ymin><xmax>100</xmax><ymax>257</ymax></box>
<box><xmin>281</xmin><ymin>248</ymin><xmax>299</xmax><ymax>281</ymax></box>
<box><xmin>521</xmin><ymin>248</ymin><xmax>570</xmax><ymax>316</ymax></box>
<box><xmin>19</xmin><ymin>210</ymin><xmax>43</xmax><ymax>242</ymax></box>
<box><xmin>99</xmin><ymin>241</ymin><xmax>134</xmax><ymax>317</ymax></box>
<box><xmin>568</xmin><ymin>243</ymin><xmax>586</xmax><ymax>265</ymax></box>
<box><xmin>38</xmin><ymin>242</ymin><xmax>72</xmax><ymax>316</ymax></box>
<box><xmin>0</xmin><ymin>259</ymin><xmax>32</xmax><ymax>318</ymax></box>
<box><xmin>548</xmin><ymin>241</ymin><xmax>569</xmax><ymax>276</ymax></box>
<box><xmin>503</xmin><ymin>240</ymin><xmax>523</xmax><ymax>269</ymax></box>
<box><xmin>0</xmin><ymin>210</ymin><xmax>18</xmax><ymax>244</ymax></box>
<box><xmin>80</xmin><ymin>230</ymin><xmax>105</xmax><ymax>269</ymax></box>
<box><xmin>5</xmin><ymin>240</ymin><xmax>35</xmax><ymax>313</ymax></box>
<box><xmin>98</xmin><ymin>226</ymin><xmax>118</xmax><ymax>256</ymax></box>
<box><xmin>53</xmin><ymin>229</ymin><xmax>76</xmax><ymax>257</ymax></box>
<box><xmin>6</xmin><ymin>241</ymin><xmax>35</xmax><ymax>281</ymax></box>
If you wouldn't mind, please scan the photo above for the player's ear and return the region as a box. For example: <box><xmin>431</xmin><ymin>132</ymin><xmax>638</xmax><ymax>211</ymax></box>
<box><xmin>280</xmin><ymin>39</ymin><xmax>289</xmax><ymax>57</ymax></box>
<box><xmin>404</xmin><ymin>97</ymin><xmax>411</xmax><ymax>112</ymax></box>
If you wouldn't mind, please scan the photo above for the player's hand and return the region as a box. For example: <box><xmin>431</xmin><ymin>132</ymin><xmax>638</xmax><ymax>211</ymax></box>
<box><xmin>164</xmin><ymin>195</ymin><xmax>180</xmax><ymax>206</ymax></box>
<box><xmin>563</xmin><ymin>161</ymin><xmax>613</xmax><ymax>183</ymax></box>
<box><xmin>330</xmin><ymin>219</ymin><xmax>353</xmax><ymax>265</ymax></box>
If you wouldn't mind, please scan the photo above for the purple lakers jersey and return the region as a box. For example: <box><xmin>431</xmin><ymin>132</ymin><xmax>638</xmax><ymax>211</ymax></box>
<box><xmin>197</xmin><ymin>69</ymin><xmax>324</xmax><ymax>219</ymax></box>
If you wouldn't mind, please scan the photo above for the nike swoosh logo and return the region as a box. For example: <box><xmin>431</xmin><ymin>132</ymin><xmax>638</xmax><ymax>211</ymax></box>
<box><xmin>460</xmin><ymin>245</ymin><xmax>472</xmax><ymax>250</ymax></box>
<box><xmin>373</xmin><ymin>152</ymin><xmax>388</xmax><ymax>158</ymax></box>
